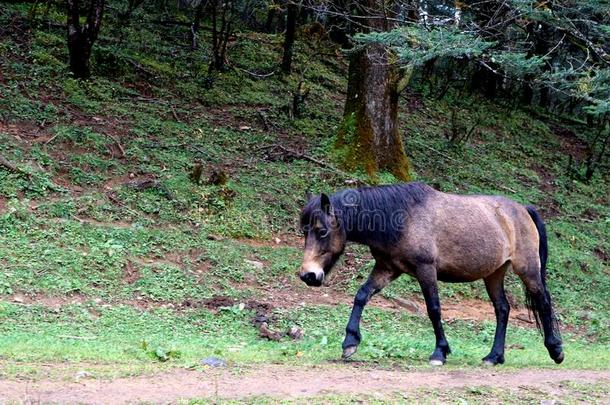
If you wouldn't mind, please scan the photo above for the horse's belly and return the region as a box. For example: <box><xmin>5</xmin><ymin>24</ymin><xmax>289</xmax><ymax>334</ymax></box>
<box><xmin>437</xmin><ymin>267</ymin><xmax>495</xmax><ymax>283</ymax></box>
<box><xmin>435</xmin><ymin>239</ymin><xmax>509</xmax><ymax>282</ymax></box>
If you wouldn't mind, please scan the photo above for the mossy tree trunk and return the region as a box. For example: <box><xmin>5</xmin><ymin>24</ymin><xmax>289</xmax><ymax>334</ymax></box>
<box><xmin>334</xmin><ymin>0</ymin><xmax>410</xmax><ymax>181</ymax></box>
<box><xmin>336</xmin><ymin>44</ymin><xmax>411</xmax><ymax>181</ymax></box>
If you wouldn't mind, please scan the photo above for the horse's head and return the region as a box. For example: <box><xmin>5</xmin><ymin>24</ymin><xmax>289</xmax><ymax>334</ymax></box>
<box><xmin>299</xmin><ymin>193</ymin><xmax>346</xmax><ymax>287</ymax></box>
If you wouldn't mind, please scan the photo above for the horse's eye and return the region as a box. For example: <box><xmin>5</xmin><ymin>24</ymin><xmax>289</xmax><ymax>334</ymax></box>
<box><xmin>315</xmin><ymin>228</ymin><xmax>329</xmax><ymax>238</ymax></box>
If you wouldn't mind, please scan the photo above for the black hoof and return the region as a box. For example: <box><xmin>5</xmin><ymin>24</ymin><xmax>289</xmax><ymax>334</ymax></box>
<box><xmin>553</xmin><ymin>351</ymin><xmax>565</xmax><ymax>364</ymax></box>
<box><xmin>547</xmin><ymin>344</ymin><xmax>564</xmax><ymax>364</ymax></box>
<box><xmin>429</xmin><ymin>352</ymin><xmax>447</xmax><ymax>366</ymax></box>
<box><xmin>429</xmin><ymin>358</ymin><xmax>445</xmax><ymax>366</ymax></box>
<box><xmin>482</xmin><ymin>354</ymin><xmax>505</xmax><ymax>366</ymax></box>
<box><xmin>429</xmin><ymin>346</ymin><xmax>449</xmax><ymax>366</ymax></box>
<box><xmin>342</xmin><ymin>345</ymin><xmax>358</xmax><ymax>359</ymax></box>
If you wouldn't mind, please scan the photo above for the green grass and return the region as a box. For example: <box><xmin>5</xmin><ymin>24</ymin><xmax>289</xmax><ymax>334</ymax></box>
<box><xmin>0</xmin><ymin>302</ymin><xmax>608</xmax><ymax>379</ymax></box>
<box><xmin>0</xmin><ymin>0</ymin><xmax>608</xmax><ymax>383</ymax></box>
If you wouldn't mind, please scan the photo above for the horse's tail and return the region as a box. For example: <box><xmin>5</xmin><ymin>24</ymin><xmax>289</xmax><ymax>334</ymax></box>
<box><xmin>526</xmin><ymin>205</ymin><xmax>548</xmax><ymax>288</ymax></box>
<box><xmin>524</xmin><ymin>205</ymin><xmax>558</xmax><ymax>337</ymax></box>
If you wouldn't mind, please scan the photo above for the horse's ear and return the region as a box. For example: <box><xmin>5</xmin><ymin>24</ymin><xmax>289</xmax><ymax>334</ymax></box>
<box><xmin>320</xmin><ymin>193</ymin><xmax>331</xmax><ymax>215</ymax></box>
<box><xmin>305</xmin><ymin>190</ymin><xmax>313</xmax><ymax>201</ymax></box>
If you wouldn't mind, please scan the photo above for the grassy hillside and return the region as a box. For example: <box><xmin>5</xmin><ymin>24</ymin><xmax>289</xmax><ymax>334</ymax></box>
<box><xmin>0</xmin><ymin>2</ymin><xmax>608</xmax><ymax>380</ymax></box>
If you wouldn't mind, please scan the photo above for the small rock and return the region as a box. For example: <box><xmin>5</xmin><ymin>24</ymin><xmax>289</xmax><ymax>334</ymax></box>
<box><xmin>238</xmin><ymin>125</ymin><xmax>251</xmax><ymax>131</ymax></box>
<box><xmin>200</xmin><ymin>357</ymin><xmax>227</xmax><ymax>368</ymax></box>
<box><xmin>74</xmin><ymin>370</ymin><xmax>92</xmax><ymax>381</ymax></box>
<box><xmin>274</xmin><ymin>237</ymin><xmax>282</xmax><ymax>244</ymax></box>
<box><xmin>288</xmin><ymin>326</ymin><xmax>304</xmax><ymax>340</ymax></box>
<box><xmin>245</xmin><ymin>259</ymin><xmax>264</xmax><ymax>270</ymax></box>
<box><xmin>12</xmin><ymin>294</ymin><xmax>25</xmax><ymax>303</ymax></box>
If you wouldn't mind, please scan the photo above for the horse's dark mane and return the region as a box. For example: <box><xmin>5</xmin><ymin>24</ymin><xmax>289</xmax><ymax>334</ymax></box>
<box><xmin>302</xmin><ymin>182</ymin><xmax>433</xmax><ymax>247</ymax></box>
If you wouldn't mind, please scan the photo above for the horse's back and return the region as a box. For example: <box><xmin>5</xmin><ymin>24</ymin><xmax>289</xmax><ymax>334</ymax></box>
<box><xmin>401</xmin><ymin>189</ymin><xmax>539</xmax><ymax>281</ymax></box>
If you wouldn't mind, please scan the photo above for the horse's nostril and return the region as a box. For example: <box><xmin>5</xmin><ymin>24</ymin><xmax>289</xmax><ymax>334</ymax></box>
<box><xmin>300</xmin><ymin>272</ymin><xmax>322</xmax><ymax>287</ymax></box>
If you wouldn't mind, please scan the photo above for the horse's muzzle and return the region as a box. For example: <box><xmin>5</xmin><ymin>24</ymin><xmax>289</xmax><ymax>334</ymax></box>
<box><xmin>300</xmin><ymin>272</ymin><xmax>323</xmax><ymax>287</ymax></box>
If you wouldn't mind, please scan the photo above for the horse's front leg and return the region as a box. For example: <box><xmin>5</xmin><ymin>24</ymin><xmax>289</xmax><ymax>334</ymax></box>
<box><xmin>416</xmin><ymin>265</ymin><xmax>451</xmax><ymax>366</ymax></box>
<box><xmin>342</xmin><ymin>263</ymin><xmax>396</xmax><ymax>359</ymax></box>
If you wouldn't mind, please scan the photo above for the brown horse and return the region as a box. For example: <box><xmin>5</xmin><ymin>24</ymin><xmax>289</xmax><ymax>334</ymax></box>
<box><xmin>299</xmin><ymin>182</ymin><xmax>563</xmax><ymax>366</ymax></box>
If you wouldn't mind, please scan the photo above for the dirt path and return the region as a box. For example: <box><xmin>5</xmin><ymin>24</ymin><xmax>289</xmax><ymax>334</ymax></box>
<box><xmin>2</xmin><ymin>364</ymin><xmax>608</xmax><ymax>404</ymax></box>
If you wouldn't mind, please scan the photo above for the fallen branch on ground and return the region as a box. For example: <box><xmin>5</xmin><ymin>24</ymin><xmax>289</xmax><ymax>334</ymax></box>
<box><xmin>257</xmin><ymin>144</ymin><xmax>342</xmax><ymax>173</ymax></box>
<box><xmin>409</xmin><ymin>139</ymin><xmax>456</xmax><ymax>162</ymax></box>
<box><xmin>106</xmin><ymin>134</ymin><xmax>126</xmax><ymax>157</ymax></box>
<box><xmin>515</xmin><ymin>314</ymin><xmax>534</xmax><ymax>324</ymax></box>
<box><xmin>257</xmin><ymin>144</ymin><xmax>368</xmax><ymax>186</ymax></box>
<box><xmin>125</xmin><ymin>58</ymin><xmax>157</xmax><ymax>78</ymax></box>
<box><xmin>0</xmin><ymin>154</ymin><xmax>30</xmax><ymax>178</ymax></box>
<box><xmin>44</xmin><ymin>132</ymin><xmax>60</xmax><ymax>145</ymax></box>
<box><xmin>57</xmin><ymin>335</ymin><xmax>97</xmax><ymax>340</ymax></box>
<box><xmin>170</xmin><ymin>105</ymin><xmax>181</xmax><ymax>122</ymax></box>
<box><xmin>234</xmin><ymin>66</ymin><xmax>276</xmax><ymax>79</ymax></box>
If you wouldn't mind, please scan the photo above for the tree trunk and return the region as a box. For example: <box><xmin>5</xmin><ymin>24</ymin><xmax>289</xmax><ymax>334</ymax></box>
<box><xmin>326</xmin><ymin>0</ymin><xmax>352</xmax><ymax>48</ymax></box>
<box><xmin>522</xmin><ymin>78</ymin><xmax>534</xmax><ymax>105</ymax></box>
<box><xmin>335</xmin><ymin>43</ymin><xmax>410</xmax><ymax>181</ymax></box>
<box><xmin>190</xmin><ymin>0</ymin><xmax>205</xmax><ymax>49</ymax></box>
<box><xmin>209</xmin><ymin>0</ymin><xmax>232</xmax><ymax>72</ymax></box>
<box><xmin>66</xmin><ymin>0</ymin><xmax>105</xmax><ymax>79</ymax></box>
<box><xmin>281</xmin><ymin>2</ymin><xmax>297</xmax><ymax>73</ymax></box>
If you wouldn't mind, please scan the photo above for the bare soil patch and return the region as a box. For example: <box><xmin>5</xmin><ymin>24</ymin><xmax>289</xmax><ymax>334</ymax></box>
<box><xmin>551</xmin><ymin>125</ymin><xmax>589</xmax><ymax>161</ymax></box>
<box><xmin>122</xmin><ymin>260</ymin><xmax>140</xmax><ymax>285</ymax></box>
<box><xmin>593</xmin><ymin>246</ymin><xmax>609</xmax><ymax>264</ymax></box>
<box><xmin>0</xmin><ymin>121</ymin><xmax>48</xmax><ymax>144</ymax></box>
<box><xmin>5</xmin><ymin>286</ymin><xmax>534</xmax><ymax>328</ymax></box>
<box><xmin>8</xmin><ymin>292</ymin><xmax>89</xmax><ymax>308</ymax></box>
<box><xmin>248</xmin><ymin>284</ymin><xmax>535</xmax><ymax>327</ymax></box>
<box><xmin>531</xmin><ymin>163</ymin><xmax>562</xmax><ymax>218</ymax></box>
<box><xmin>235</xmin><ymin>233</ymin><xmax>302</xmax><ymax>249</ymax></box>
<box><xmin>1</xmin><ymin>363</ymin><xmax>607</xmax><ymax>404</ymax></box>
<box><xmin>0</xmin><ymin>196</ymin><xmax>7</xmax><ymax>214</ymax></box>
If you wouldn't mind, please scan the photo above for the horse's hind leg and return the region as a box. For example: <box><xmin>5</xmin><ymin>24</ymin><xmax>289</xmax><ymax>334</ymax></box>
<box><xmin>516</xmin><ymin>267</ymin><xmax>564</xmax><ymax>364</ymax></box>
<box><xmin>482</xmin><ymin>264</ymin><xmax>510</xmax><ymax>366</ymax></box>
<box><xmin>341</xmin><ymin>262</ymin><xmax>397</xmax><ymax>359</ymax></box>
<box><xmin>416</xmin><ymin>264</ymin><xmax>451</xmax><ymax>366</ymax></box>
